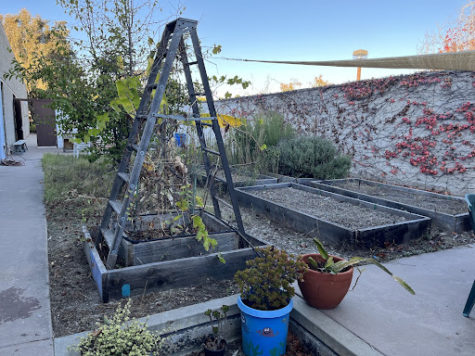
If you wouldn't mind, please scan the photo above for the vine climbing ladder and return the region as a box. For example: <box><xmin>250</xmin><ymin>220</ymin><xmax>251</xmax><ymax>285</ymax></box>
<box><xmin>100</xmin><ymin>18</ymin><xmax>245</xmax><ymax>269</ymax></box>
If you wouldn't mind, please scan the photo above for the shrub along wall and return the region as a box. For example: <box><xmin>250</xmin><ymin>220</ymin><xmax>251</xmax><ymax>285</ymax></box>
<box><xmin>216</xmin><ymin>71</ymin><xmax>475</xmax><ymax>195</ymax></box>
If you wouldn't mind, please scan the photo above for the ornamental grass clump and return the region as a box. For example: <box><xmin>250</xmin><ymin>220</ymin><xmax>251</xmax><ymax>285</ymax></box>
<box><xmin>234</xmin><ymin>246</ymin><xmax>307</xmax><ymax>310</ymax></box>
<box><xmin>75</xmin><ymin>300</ymin><xmax>161</xmax><ymax>355</ymax></box>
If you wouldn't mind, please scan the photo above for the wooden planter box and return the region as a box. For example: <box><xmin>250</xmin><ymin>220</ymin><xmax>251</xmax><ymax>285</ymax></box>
<box><xmin>235</xmin><ymin>183</ymin><xmax>431</xmax><ymax>248</ymax></box>
<box><xmin>107</xmin><ymin>211</ymin><xmax>237</xmax><ymax>266</ymax></box>
<box><xmin>310</xmin><ymin>178</ymin><xmax>470</xmax><ymax>232</ymax></box>
<box><xmin>84</xmin><ymin>213</ymin><xmax>265</xmax><ymax>302</ymax></box>
<box><xmin>196</xmin><ymin>169</ymin><xmax>278</xmax><ymax>191</ymax></box>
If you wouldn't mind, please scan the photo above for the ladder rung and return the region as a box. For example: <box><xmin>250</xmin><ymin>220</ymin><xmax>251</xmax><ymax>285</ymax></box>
<box><xmin>184</xmin><ymin>60</ymin><xmax>198</xmax><ymax>66</ymax></box>
<box><xmin>154</xmin><ymin>113</ymin><xmax>217</xmax><ymax>122</ymax></box>
<box><xmin>118</xmin><ymin>172</ymin><xmax>129</xmax><ymax>183</ymax></box>
<box><xmin>200</xmin><ymin>122</ymin><xmax>213</xmax><ymax>127</ymax></box>
<box><xmin>101</xmin><ymin>228</ymin><xmax>115</xmax><ymax>249</ymax></box>
<box><xmin>128</xmin><ymin>144</ymin><xmax>139</xmax><ymax>151</ymax></box>
<box><xmin>194</xmin><ymin>92</ymin><xmax>206</xmax><ymax>96</ymax></box>
<box><xmin>203</xmin><ymin>147</ymin><xmax>220</xmax><ymax>156</ymax></box>
<box><xmin>101</xmin><ymin>228</ymin><xmax>127</xmax><ymax>249</ymax></box>
<box><xmin>109</xmin><ymin>199</ymin><xmax>123</xmax><ymax>214</ymax></box>
<box><xmin>146</xmin><ymin>83</ymin><xmax>158</xmax><ymax>90</ymax></box>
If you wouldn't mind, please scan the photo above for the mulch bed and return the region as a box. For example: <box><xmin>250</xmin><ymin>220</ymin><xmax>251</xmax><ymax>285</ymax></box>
<box><xmin>47</xmin><ymin>211</ymin><xmax>237</xmax><ymax>337</ymax></box>
<box><xmin>220</xmin><ymin>203</ymin><xmax>475</xmax><ymax>262</ymax></box>
<box><xmin>47</xmin><ymin>187</ymin><xmax>475</xmax><ymax>338</ymax></box>
<box><xmin>252</xmin><ymin>187</ymin><xmax>409</xmax><ymax>229</ymax></box>
<box><xmin>331</xmin><ymin>180</ymin><xmax>467</xmax><ymax>215</ymax></box>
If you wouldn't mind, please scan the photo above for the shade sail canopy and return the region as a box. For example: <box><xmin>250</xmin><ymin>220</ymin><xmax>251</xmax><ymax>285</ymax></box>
<box><xmin>221</xmin><ymin>51</ymin><xmax>475</xmax><ymax>71</ymax></box>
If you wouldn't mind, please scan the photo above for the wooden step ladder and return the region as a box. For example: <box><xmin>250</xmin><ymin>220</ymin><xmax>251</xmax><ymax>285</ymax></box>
<box><xmin>100</xmin><ymin>18</ymin><xmax>245</xmax><ymax>269</ymax></box>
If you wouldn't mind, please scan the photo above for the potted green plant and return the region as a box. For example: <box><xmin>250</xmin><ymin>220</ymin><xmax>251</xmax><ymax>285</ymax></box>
<box><xmin>298</xmin><ymin>238</ymin><xmax>415</xmax><ymax>309</ymax></box>
<box><xmin>74</xmin><ymin>300</ymin><xmax>161</xmax><ymax>355</ymax></box>
<box><xmin>203</xmin><ymin>305</ymin><xmax>229</xmax><ymax>356</ymax></box>
<box><xmin>234</xmin><ymin>246</ymin><xmax>306</xmax><ymax>356</ymax></box>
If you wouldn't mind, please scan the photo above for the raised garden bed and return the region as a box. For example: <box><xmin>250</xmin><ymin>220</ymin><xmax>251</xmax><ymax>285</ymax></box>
<box><xmin>197</xmin><ymin>168</ymin><xmax>278</xmax><ymax>191</ymax></box>
<box><xmin>85</xmin><ymin>218</ymin><xmax>264</xmax><ymax>302</ymax></box>
<box><xmin>309</xmin><ymin>178</ymin><xmax>470</xmax><ymax>232</ymax></box>
<box><xmin>235</xmin><ymin>183</ymin><xmax>430</xmax><ymax>248</ymax></box>
<box><xmin>104</xmin><ymin>211</ymin><xmax>238</xmax><ymax>266</ymax></box>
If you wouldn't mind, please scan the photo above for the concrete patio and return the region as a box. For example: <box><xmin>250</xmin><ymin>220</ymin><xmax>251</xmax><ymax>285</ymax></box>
<box><xmin>0</xmin><ymin>135</ymin><xmax>59</xmax><ymax>355</ymax></box>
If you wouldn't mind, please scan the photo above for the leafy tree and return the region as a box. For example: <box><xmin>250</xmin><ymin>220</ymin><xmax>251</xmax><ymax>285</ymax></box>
<box><xmin>1</xmin><ymin>9</ymin><xmax>69</xmax><ymax>94</ymax></box>
<box><xmin>280</xmin><ymin>80</ymin><xmax>301</xmax><ymax>92</ymax></box>
<box><xmin>421</xmin><ymin>0</ymin><xmax>475</xmax><ymax>53</ymax></box>
<box><xmin>7</xmin><ymin>1</ymin><xmax>250</xmax><ymax>163</ymax></box>
<box><xmin>312</xmin><ymin>75</ymin><xmax>330</xmax><ymax>87</ymax></box>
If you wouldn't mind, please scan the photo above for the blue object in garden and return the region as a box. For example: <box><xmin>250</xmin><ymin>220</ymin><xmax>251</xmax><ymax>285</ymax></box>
<box><xmin>121</xmin><ymin>284</ymin><xmax>131</xmax><ymax>298</ymax></box>
<box><xmin>463</xmin><ymin>194</ymin><xmax>475</xmax><ymax>318</ymax></box>
<box><xmin>237</xmin><ymin>295</ymin><xmax>293</xmax><ymax>356</ymax></box>
<box><xmin>174</xmin><ymin>133</ymin><xmax>187</xmax><ymax>147</ymax></box>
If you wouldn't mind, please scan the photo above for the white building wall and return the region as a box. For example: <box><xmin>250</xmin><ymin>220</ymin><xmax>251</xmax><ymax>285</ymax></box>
<box><xmin>0</xmin><ymin>23</ymin><xmax>29</xmax><ymax>154</ymax></box>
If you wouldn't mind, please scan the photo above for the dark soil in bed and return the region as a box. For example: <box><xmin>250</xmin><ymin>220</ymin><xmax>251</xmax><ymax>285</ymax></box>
<box><xmin>252</xmin><ymin>187</ymin><xmax>409</xmax><ymax>229</ymax></box>
<box><xmin>126</xmin><ymin>226</ymin><xmax>197</xmax><ymax>241</ymax></box>
<box><xmin>331</xmin><ymin>180</ymin><xmax>467</xmax><ymax>215</ymax></box>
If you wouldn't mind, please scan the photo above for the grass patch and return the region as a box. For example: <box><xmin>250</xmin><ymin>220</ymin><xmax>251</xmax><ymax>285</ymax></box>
<box><xmin>42</xmin><ymin>153</ymin><xmax>115</xmax><ymax>220</ymax></box>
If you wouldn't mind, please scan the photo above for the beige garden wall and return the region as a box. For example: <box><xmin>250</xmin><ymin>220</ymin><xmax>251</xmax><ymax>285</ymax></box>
<box><xmin>216</xmin><ymin>71</ymin><xmax>475</xmax><ymax>195</ymax></box>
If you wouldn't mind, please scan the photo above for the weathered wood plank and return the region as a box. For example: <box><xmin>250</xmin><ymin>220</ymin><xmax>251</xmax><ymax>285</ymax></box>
<box><xmin>132</xmin><ymin>232</ymin><xmax>239</xmax><ymax>265</ymax></box>
<box><xmin>82</xmin><ymin>226</ymin><xmax>108</xmax><ymax>302</ymax></box>
<box><xmin>104</xmin><ymin>248</ymin><xmax>256</xmax><ymax>300</ymax></box>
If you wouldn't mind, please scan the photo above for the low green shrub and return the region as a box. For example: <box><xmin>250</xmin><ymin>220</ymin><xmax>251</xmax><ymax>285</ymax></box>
<box><xmin>75</xmin><ymin>300</ymin><xmax>161</xmax><ymax>356</ymax></box>
<box><xmin>277</xmin><ymin>136</ymin><xmax>351</xmax><ymax>179</ymax></box>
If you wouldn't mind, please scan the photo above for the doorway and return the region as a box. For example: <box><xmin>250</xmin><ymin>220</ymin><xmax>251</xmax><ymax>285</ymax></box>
<box><xmin>13</xmin><ymin>95</ymin><xmax>24</xmax><ymax>141</ymax></box>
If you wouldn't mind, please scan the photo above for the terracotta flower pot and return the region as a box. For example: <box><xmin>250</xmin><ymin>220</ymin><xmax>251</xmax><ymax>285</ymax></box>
<box><xmin>298</xmin><ymin>253</ymin><xmax>354</xmax><ymax>309</ymax></box>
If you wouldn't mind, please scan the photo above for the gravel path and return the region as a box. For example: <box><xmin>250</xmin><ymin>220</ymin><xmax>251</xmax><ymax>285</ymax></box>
<box><xmin>252</xmin><ymin>187</ymin><xmax>409</xmax><ymax>229</ymax></box>
<box><xmin>329</xmin><ymin>180</ymin><xmax>467</xmax><ymax>215</ymax></box>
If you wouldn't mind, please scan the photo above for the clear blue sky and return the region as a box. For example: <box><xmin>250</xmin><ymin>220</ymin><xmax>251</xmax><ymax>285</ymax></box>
<box><xmin>1</xmin><ymin>0</ymin><xmax>469</xmax><ymax>95</ymax></box>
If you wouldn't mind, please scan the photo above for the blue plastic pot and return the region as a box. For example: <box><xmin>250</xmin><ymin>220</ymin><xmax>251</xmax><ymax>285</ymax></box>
<box><xmin>237</xmin><ymin>295</ymin><xmax>293</xmax><ymax>356</ymax></box>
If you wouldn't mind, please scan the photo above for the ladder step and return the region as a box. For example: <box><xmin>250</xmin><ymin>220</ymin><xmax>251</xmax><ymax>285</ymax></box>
<box><xmin>203</xmin><ymin>147</ymin><xmax>220</xmax><ymax>155</ymax></box>
<box><xmin>135</xmin><ymin>113</ymin><xmax>217</xmax><ymax>122</ymax></box>
<box><xmin>154</xmin><ymin>113</ymin><xmax>217</xmax><ymax>122</ymax></box>
<box><xmin>118</xmin><ymin>172</ymin><xmax>129</xmax><ymax>183</ymax></box>
<box><xmin>200</xmin><ymin>122</ymin><xmax>213</xmax><ymax>127</ymax></box>
<box><xmin>146</xmin><ymin>83</ymin><xmax>158</xmax><ymax>90</ymax></box>
<box><xmin>101</xmin><ymin>228</ymin><xmax>115</xmax><ymax>249</ymax></box>
<box><xmin>101</xmin><ymin>228</ymin><xmax>127</xmax><ymax>249</ymax></box>
<box><xmin>109</xmin><ymin>199</ymin><xmax>123</xmax><ymax>214</ymax></box>
<box><xmin>184</xmin><ymin>60</ymin><xmax>198</xmax><ymax>66</ymax></box>
<box><xmin>128</xmin><ymin>143</ymin><xmax>139</xmax><ymax>151</ymax></box>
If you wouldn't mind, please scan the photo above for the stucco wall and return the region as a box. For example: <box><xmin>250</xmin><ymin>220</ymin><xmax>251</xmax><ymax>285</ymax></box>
<box><xmin>216</xmin><ymin>71</ymin><xmax>475</xmax><ymax>195</ymax></box>
<box><xmin>0</xmin><ymin>23</ymin><xmax>29</xmax><ymax>153</ymax></box>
